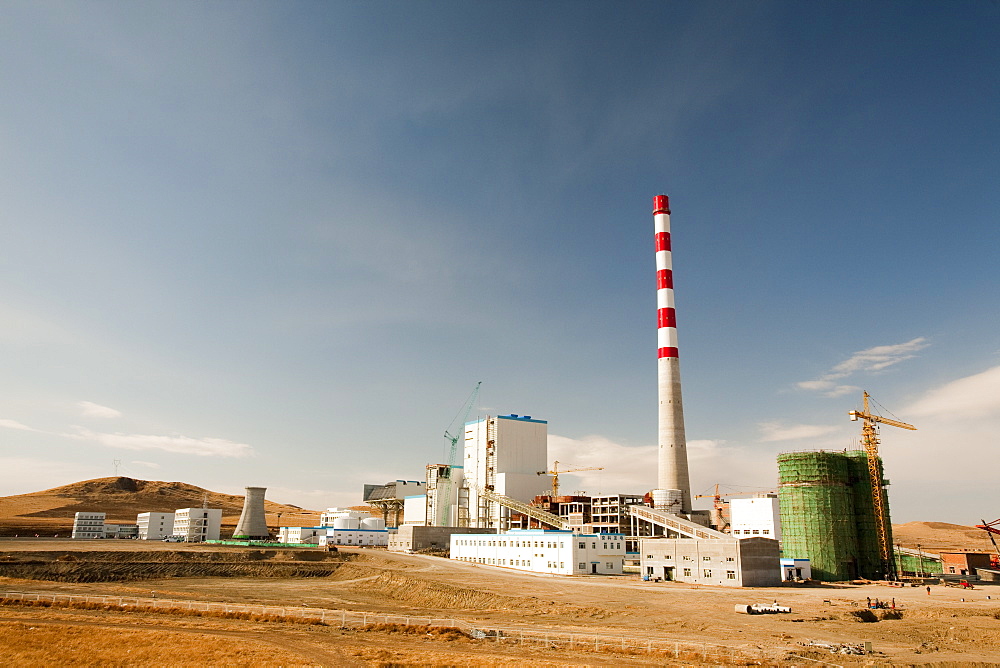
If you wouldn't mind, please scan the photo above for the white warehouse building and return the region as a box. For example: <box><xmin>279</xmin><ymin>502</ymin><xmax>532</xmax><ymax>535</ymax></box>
<box><xmin>728</xmin><ymin>495</ymin><xmax>781</xmax><ymax>540</ymax></box>
<box><xmin>71</xmin><ymin>512</ymin><xmax>106</xmax><ymax>539</ymax></box>
<box><xmin>173</xmin><ymin>508</ymin><xmax>222</xmax><ymax>543</ymax></box>
<box><xmin>450</xmin><ymin>529</ymin><xmax>626</xmax><ymax>576</ymax></box>
<box><xmin>137</xmin><ymin>512</ymin><xmax>175</xmax><ymax>540</ymax></box>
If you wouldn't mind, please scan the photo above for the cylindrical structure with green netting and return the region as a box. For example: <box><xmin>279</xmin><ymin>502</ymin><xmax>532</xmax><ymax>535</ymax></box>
<box><xmin>778</xmin><ymin>452</ymin><xmax>859</xmax><ymax>581</ymax></box>
<box><xmin>845</xmin><ymin>450</ymin><xmax>892</xmax><ymax>580</ymax></box>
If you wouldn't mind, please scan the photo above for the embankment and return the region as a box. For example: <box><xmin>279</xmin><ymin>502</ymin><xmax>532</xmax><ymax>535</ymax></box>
<box><xmin>0</xmin><ymin>549</ymin><xmax>355</xmax><ymax>582</ymax></box>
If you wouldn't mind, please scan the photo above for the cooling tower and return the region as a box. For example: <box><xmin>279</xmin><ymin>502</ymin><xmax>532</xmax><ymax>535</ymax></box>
<box><xmin>232</xmin><ymin>486</ymin><xmax>270</xmax><ymax>540</ymax></box>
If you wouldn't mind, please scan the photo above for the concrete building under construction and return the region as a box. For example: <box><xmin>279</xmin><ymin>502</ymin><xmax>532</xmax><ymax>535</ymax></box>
<box><xmin>777</xmin><ymin>450</ymin><xmax>892</xmax><ymax>581</ymax></box>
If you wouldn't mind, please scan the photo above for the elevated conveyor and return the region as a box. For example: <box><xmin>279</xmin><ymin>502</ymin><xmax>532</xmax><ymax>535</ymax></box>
<box><xmin>629</xmin><ymin>505</ymin><xmax>728</xmax><ymax>539</ymax></box>
<box><xmin>476</xmin><ymin>487</ymin><xmax>569</xmax><ymax>530</ymax></box>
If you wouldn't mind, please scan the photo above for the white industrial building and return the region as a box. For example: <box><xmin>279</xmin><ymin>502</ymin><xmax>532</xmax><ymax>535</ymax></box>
<box><xmin>424</xmin><ymin>463</ymin><xmax>465</xmax><ymax>527</ymax></box>
<box><xmin>173</xmin><ymin>508</ymin><xmax>222</xmax><ymax>542</ymax></box>
<box><xmin>728</xmin><ymin>495</ymin><xmax>781</xmax><ymax>540</ymax></box>
<box><xmin>321</xmin><ymin>527</ymin><xmax>388</xmax><ymax>547</ymax></box>
<box><xmin>450</xmin><ymin>529</ymin><xmax>626</xmax><ymax>575</ymax></box>
<box><xmin>137</xmin><ymin>512</ymin><xmax>175</xmax><ymax>540</ymax></box>
<box><xmin>318</xmin><ymin>507</ymin><xmax>373</xmax><ymax>526</ymax></box>
<box><xmin>279</xmin><ymin>515</ymin><xmax>388</xmax><ymax>546</ymax></box>
<box><xmin>639</xmin><ymin>536</ymin><xmax>780</xmax><ymax>587</ymax></box>
<box><xmin>71</xmin><ymin>512</ymin><xmax>106</xmax><ymax>539</ymax></box>
<box><xmin>463</xmin><ymin>414</ymin><xmax>549</xmax><ymax>529</ymax></box>
<box><xmin>403</xmin><ymin>495</ymin><xmax>427</xmax><ymax>525</ymax></box>
<box><xmin>781</xmin><ymin>557</ymin><xmax>812</xmax><ymax>581</ymax></box>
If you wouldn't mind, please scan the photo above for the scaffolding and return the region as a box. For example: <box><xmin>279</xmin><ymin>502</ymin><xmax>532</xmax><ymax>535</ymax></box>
<box><xmin>777</xmin><ymin>451</ymin><xmax>859</xmax><ymax>581</ymax></box>
<box><xmin>846</xmin><ymin>450</ymin><xmax>893</xmax><ymax>580</ymax></box>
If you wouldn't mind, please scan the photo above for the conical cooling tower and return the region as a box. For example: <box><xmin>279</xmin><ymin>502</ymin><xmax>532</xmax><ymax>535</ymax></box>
<box><xmin>232</xmin><ymin>486</ymin><xmax>270</xmax><ymax>540</ymax></box>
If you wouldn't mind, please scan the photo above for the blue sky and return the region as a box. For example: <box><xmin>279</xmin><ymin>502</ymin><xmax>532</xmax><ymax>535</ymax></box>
<box><xmin>1</xmin><ymin>2</ymin><xmax>997</xmax><ymax>526</ymax></box>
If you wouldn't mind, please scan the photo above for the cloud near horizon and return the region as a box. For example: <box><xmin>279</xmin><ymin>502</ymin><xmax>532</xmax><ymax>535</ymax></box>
<box><xmin>0</xmin><ymin>419</ymin><xmax>40</xmax><ymax>432</ymax></box>
<box><xmin>797</xmin><ymin>337</ymin><xmax>929</xmax><ymax>397</ymax></box>
<box><xmin>78</xmin><ymin>401</ymin><xmax>122</xmax><ymax>419</ymax></box>
<box><xmin>757</xmin><ymin>421</ymin><xmax>842</xmax><ymax>443</ymax></box>
<box><xmin>68</xmin><ymin>428</ymin><xmax>254</xmax><ymax>458</ymax></box>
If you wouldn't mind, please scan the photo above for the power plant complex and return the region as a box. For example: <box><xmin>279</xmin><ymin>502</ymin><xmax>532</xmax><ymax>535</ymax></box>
<box><xmin>301</xmin><ymin>194</ymin><xmax>923</xmax><ymax>587</ymax></box>
<box><xmin>202</xmin><ymin>195</ymin><xmax>925</xmax><ymax>587</ymax></box>
<box><xmin>304</xmin><ymin>194</ymin><xmax>906</xmax><ymax>588</ymax></box>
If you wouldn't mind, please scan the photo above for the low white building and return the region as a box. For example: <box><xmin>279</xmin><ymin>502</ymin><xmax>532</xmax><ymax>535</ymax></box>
<box><xmin>103</xmin><ymin>524</ymin><xmax>138</xmax><ymax>539</ymax></box>
<box><xmin>278</xmin><ymin>526</ymin><xmax>326</xmax><ymax>544</ymax></box>
<box><xmin>640</xmin><ymin>537</ymin><xmax>781</xmax><ymax>587</ymax></box>
<box><xmin>71</xmin><ymin>512</ymin><xmax>106</xmax><ymax>539</ymax></box>
<box><xmin>781</xmin><ymin>557</ymin><xmax>812</xmax><ymax>581</ymax></box>
<box><xmin>450</xmin><ymin>529</ymin><xmax>626</xmax><ymax>576</ymax></box>
<box><xmin>728</xmin><ymin>495</ymin><xmax>781</xmax><ymax>540</ymax></box>
<box><xmin>173</xmin><ymin>508</ymin><xmax>222</xmax><ymax>542</ymax></box>
<box><xmin>321</xmin><ymin>528</ymin><xmax>388</xmax><ymax>547</ymax></box>
<box><xmin>319</xmin><ymin>507</ymin><xmax>373</xmax><ymax>526</ymax></box>
<box><xmin>137</xmin><ymin>512</ymin><xmax>175</xmax><ymax>540</ymax></box>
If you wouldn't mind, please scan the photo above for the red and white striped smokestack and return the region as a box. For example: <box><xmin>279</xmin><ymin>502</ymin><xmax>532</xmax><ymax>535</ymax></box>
<box><xmin>653</xmin><ymin>195</ymin><xmax>692</xmax><ymax>514</ymax></box>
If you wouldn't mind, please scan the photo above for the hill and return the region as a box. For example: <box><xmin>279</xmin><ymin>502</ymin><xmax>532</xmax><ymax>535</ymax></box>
<box><xmin>892</xmin><ymin>520</ymin><xmax>996</xmax><ymax>554</ymax></box>
<box><xmin>0</xmin><ymin>477</ymin><xmax>321</xmax><ymax>536</ymax></box>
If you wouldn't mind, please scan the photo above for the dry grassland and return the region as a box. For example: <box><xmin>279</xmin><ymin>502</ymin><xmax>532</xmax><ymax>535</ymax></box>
<box><xmin>3</xmin><ymin>538</ymin><xmax>1000</xmax><ymax>666</ymax></box>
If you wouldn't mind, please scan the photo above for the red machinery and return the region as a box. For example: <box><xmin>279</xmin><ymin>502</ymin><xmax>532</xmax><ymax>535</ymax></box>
<box><xmin>975</xmin><ymin>518</ymin><xmax>1000</xmax><ymax>569</ymax></box>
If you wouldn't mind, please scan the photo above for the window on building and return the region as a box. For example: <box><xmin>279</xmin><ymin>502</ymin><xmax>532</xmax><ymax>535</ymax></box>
<box><xmin>727</xmin><ymin>571</ymin><xmax>736</xmax><ymax>580</ymax></box>
<box><xmin>578</xmin><ymin>563</ymin><xmax>585</xmax><ymax>570</ymax></box>
<box><xmin>606</xmin><ymin>562</ymin><xmax>613</xmax><ymax>569</ymax></box>
<box><xmin>752</xmin><ymin>530</ymin><xmax>759</xmax><ymax>535</ymax></box>
<box><xmin>726</xmin><ymin>556</ymin><xmax>735</xmax><ymax>561</ymax></box>
<box><xmin>703</xmin><ymin>569</ymin><xmax>712</xmax><ymax>578</ymax></box>
<box><xmin>702</xmin><ymin>556</ymin><xmax>711</xmax><ymax>561</ymax></box>
<box><xmin>683</xmin><ymin>568</ymin><xmax>692</xmax><ymax>577</ymax></box>
<box><xmin>763</xmin><ymin>529</ymin><xmax>770</xmax><ymax>534</ymax></box>
<box><xmin>579</xmin><ymin>542</ymin><xmax>585</xmax><ymax>549</ymax></box>
<box><xmin>646</xmin><ymin>555</ymin><xmax>652</xmax><ymax>559</ymax></box>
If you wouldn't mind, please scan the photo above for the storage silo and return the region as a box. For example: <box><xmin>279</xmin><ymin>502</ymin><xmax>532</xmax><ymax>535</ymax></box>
<box><xmin>777</xmin><ymin>452</ymin><xmax>858</xmax><ymax>581</ymax></box>
<box><xmin>845</xmin><ymin>450</ymin><xmax>893</xmax><ymax>580</ymax></box>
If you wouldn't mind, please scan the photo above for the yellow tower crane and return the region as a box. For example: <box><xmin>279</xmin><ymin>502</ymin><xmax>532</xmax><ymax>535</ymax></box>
<box><xmin>848</xmin><ymin>391</ymin><xmax>916</xmax><ymax>581</ymax></box>
<box><xmin>536</xmin><ymin>460</ymin><xmax>604</xmax><ymax>497</ymax></box>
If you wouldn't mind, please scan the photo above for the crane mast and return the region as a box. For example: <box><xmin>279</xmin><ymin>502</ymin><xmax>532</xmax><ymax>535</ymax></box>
<box><xmin>848</xmin><ymin>391</ymin><xmax>916</xmax><ymax>580</ymax></box>
<box><xmin>536</xmin><ymin>460</ymin><xmax>604</xmax><ymax>497</ymax></box>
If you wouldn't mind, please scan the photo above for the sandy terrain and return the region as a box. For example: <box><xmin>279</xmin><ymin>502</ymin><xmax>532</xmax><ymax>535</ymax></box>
<box><xmin>1</xmin><ymin>539</ymin><xmax>999</xmax><ymax>666</ymax></box>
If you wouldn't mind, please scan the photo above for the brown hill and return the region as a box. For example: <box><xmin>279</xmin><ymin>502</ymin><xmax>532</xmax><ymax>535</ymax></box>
<box><xmin>0</xmin><ymin>477</ymin><xmax>321</xmax><ymax>536</ymax></box>
<box><xmin>892</xmin><ymin>521</ymin><xmax>996</xmax><ymax>554</ymax></box>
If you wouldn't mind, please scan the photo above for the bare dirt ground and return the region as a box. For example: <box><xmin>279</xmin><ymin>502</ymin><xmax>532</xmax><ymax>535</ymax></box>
<box><xmin>1</xmin><ymin>539</ymin><xmax>999</xmax><ymax>666</ymax></box>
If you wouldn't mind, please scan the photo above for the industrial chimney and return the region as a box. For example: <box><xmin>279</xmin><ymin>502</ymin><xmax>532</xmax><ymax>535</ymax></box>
<box><xmin>232</xmin><ymin>486</ymin><xmax>270</xmax><ymax>540</ymax></box>
<box><xmin>652</xmin><ymin>195</ymin><xmax>692</xmax><ymax>515</ymax></box>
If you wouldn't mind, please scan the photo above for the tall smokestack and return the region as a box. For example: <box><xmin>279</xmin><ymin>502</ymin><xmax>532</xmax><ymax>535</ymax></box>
<box><xmin>653</xmin><ymin>195</ymin><xmax>692</xmax><ymax>514</ymax></box>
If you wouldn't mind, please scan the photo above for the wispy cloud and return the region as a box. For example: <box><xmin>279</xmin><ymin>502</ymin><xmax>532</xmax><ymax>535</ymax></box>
<box><xmin>130</xmin><ymin>460</ymin><xmax>161</xmax><ymax>469</ymax></box>
<box><xmin>905</xmin><ymin>364</ymin><xmax>1000</xmax><ymax>420</ymax></box>
<box><xmin>78</xmin><ymin>401</ymin><xmax>122</xmax><ymax>419</ymax></box>
<box><xmin>68</xmin><ymin>428</ymin><xmax>253</xmax><ymax>458</ymax></box>
<box><xmin>0</xmin><ymin>419</ymin><xmax>40</xmax><ymax>432</ymax></box>
<box><xmin>798</xmin><ymin>337</ymin><xmax>929</xmax><ymax>397</ymax></box>
<box><xmin>757</xmin><ymin>421</ymin><xmax>841</xmax><ymax>442</ymax></box>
